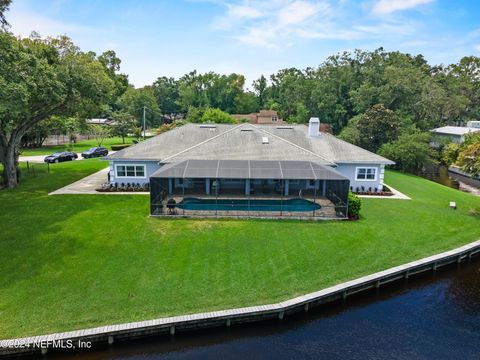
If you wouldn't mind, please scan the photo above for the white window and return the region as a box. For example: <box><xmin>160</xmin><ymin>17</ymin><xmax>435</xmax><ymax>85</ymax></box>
<box><xmin>272</xmin><ymin>116</ymin><xmax>278</xmax><ymax>122</ymax></box>
<box><xmin>356</xmin><ymin>167</ymin><xmax>377</xmax><ymax>181</ymax></box>
<box><xmin>115</xmin><ymin>164</ymin><xmax>146</xmax><ymax>178</ymax></box>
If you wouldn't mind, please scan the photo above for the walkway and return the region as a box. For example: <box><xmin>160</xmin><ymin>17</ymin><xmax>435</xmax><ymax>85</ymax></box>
<box><xmin>357</xmin><ymin>184</ymin><xmax>410</xmax><ymax>200</ymax></box>
<box><xmin>49</xmin><ymin>168</ymin><xmax>148</xmax><ymax>195</ymax></box>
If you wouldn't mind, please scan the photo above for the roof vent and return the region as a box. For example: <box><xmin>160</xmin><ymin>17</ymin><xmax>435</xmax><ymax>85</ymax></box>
<box><xmin>241</xmin><ymin>128</ymin><xmax>253</xmax><ymax>132</ymax></box>
<box><xmin>276</xmin><ymin>126</ymin><xmax>293</xmax><ymax>130</ymax></box>
<box><xmin>262</xmin><ymin>136</ymin><xmax>269</xmax><ymax>144</ymax></box>
<box><xmin>199</xmin><ymin>124</ymin><xmax>217</xmax><ymax>129</ymax></box>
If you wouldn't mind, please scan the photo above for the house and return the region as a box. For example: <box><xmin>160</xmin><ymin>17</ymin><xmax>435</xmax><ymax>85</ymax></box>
<box><xmin>105</xmin><ymin>118</ymin><xmax>393</xmax><ymax>219</ymax></box>
<box><xmin>86</xmin><ymin>118</ymin><xmax>117</xmax><ymax>126</ymax></box>
<box><xmin>430</xmin><ymin>121</ymin><xmax>480</xmax><ymax>144</ymax></box>
<box><xmin>231</xmin><ymin>110</ymin><xmax>285</xmax><ymax>125</ymax></box>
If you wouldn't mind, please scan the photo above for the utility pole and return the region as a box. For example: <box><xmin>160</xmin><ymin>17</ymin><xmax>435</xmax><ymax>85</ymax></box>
<box><xmin>142</xmin><ymin>106</ymin><xmax>146</xmax><ymax>140</ymax></box>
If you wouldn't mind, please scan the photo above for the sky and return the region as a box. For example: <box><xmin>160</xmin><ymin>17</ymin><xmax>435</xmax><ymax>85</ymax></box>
<box><xmin>7</xmin><ymin>0</ymin><xmax>480</xmax><ymax>88</ymax></box>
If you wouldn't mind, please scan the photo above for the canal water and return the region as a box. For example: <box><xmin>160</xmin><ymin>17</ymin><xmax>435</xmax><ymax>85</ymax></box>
<box><xmin>423</xmin><ymin>166</ymin><xmax>480</xmax><ymax>196</ymax></box>
<box><xmin>46</xmin><ymin>261</ymin><xmax>480</xmax><ymax>360</ymax></box>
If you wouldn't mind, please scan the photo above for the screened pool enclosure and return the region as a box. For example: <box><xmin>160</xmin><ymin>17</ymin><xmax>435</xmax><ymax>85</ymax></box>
<box><xmin>150</xmin><ymin>159</ymin><xmax>350</xmax><ymax>219</ymax></box>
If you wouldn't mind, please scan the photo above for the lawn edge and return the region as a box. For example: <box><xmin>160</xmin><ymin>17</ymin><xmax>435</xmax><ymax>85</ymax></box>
<box><xmin>2</xmin><ymin>238</ymin><xmax>479</xmax><ymax>357</ymax></box>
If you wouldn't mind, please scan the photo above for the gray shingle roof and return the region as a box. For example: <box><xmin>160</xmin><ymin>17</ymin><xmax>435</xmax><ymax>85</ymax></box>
<box><xmin>430</xmin><ymin>126</ymin><xmax>480</xmax><ymax>136</ymax></box>
<box><xmin>105</xmin><ymin>123</ymin><xmax>393</xmax><ymax>165</ymax></box>
<box><xmin>151</xmin><ymin>159</ymin><xmax>349</xmax><ymax>180</ymax></box>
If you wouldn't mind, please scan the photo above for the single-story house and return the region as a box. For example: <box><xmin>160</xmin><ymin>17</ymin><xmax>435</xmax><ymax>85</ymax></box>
<box><xmin>105</xmin><ymin>118</ymin><xmax>394</xmax><ymax>219</ymax></box>
<box><xmin>430</xmin><ymin>121</ymin><xmax>480</xmax><ymax>144</ymax></box>
<box><xmin>231</xmin><ymin>110</ymin><xmax>286</xmax><ymax>125</ymax></box>
<box><xmin>86</xmin><ymin>118</ymin><xmax>117</xmax><ymax>126</ymax></box>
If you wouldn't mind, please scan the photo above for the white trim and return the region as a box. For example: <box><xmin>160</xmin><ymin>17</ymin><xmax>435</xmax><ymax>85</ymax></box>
<box><xmin>355</xmin><ymin>166</ymin><xmax>377</xmax><ymax>182</ymax></box>
<box><xmin>115</xmin><ymin>163</ymin><xmax>146</xmax><ymax>179</ymax></box>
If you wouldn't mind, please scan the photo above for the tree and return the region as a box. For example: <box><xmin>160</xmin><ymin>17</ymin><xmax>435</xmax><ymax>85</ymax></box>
<box><xmin>88</xmin><ymin>124</ymin><xmax>110</xmax><ymax>147</ymax></box>
<box><xmin>441</xmin><ymin>143</ymin><xmax>460</xmax><ymax>166</ymax></box>
<box><xmin>234</xmin><ymin>91</ymin><xmax>258</xmax><ymax>114</ymax></box>
<box><xmin>288</xmin><ymin>102</ymin><xmax>309</xmax><ymax>123</ymax></box>
<box><xmin>116</xmin><ymin>86</ymin><xmax>161</xmax><ymax>127</ymax></box>
<box><xmin>356</xmin><ymin>104</ymin><xmax>400</xmax><ymax>152</ymax></box>
<box><xmin>200</xmin><ymin>108</ymin><xmax>236</xmax><ymax>124</ymax></box>
<box><xmin>378</xmin><ymin>132</ymin><xmax>437</xmax><ymax>174</ymax></box>
<box><xmin>153</xmin><ymin>76</ymin><xmax>180</xmax><ymax>115</ymax></box>
<box><xmin>0</xmin><ymin>0</ymin><xmax>11</xmax><ymax>31</ymax></box>
<box><xmin>112</xmin><ymin>111</ymin><xmax>135</xmax><ymax>144</ymax></box>
<box><xmin>458</xmin><ymin>143</ymin><xmax>480</xmax><ymax>176</ymax></box>
<box><xmin>0</xmin><ymin>33</ymin><xmax>114</xmax><ymax>188</ymax></box>
<box><xmin>253</xmin><ymin>75</ymin><xmax>268</xmax><ymax>108</ymax></box>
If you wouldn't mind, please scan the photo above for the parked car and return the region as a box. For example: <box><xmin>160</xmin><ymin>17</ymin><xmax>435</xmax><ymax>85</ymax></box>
<box><xmin>81</xmin><ymin>147</ymin><xmax>108</xmax><ymax>159</ymax></box>
<box><xmin>44</xmin><ymin>151</ymin><xmax>78</xmax><ymax>163</ymax></box>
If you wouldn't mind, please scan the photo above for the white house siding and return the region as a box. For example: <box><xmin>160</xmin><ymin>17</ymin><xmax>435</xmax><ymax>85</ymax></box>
<box><xmin>109</xmin><ymin>160</ymin><xmax>160</xmax><ymax>185</ymax></box>
<box><xmin>335</xmin><ymin>163</ymin><xmax>385</xmax><ymax>192</ymax></box>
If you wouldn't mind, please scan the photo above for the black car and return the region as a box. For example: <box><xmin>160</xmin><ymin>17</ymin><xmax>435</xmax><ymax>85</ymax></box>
<box><xmin>81</xmin><ymin>147</ymin><xmax>108</xmax><ymax>159</ymax></box>
<box><xmin>44</xmin><ymin>151</ymin><xmax>78</xmax><ymax>163</ymax></box>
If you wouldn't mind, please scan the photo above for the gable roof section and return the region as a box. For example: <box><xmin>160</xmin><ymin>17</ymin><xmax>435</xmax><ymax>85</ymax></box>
<box><xmin>163</xmin><ymin>123</ymin><xmax>335</xmax><ymax>165</ymax></box>
<box><xmin>256</xmin><ymin>125</ymin><xmax>394</xmax><ymax>164</ymax></box>
<box><xmin>104</xmin><ymin>124</ymin><xmax>237</xmax><ymax>161</ymax></box>
<box><xmin>431</xmin><ymin>126</ymin><xmax>480</xmax><ymax>136</ymax></box>
<box><xmin>106</xmin><ymin>123</ymin><xmax>394</xmax><ymax>165</ymax></box>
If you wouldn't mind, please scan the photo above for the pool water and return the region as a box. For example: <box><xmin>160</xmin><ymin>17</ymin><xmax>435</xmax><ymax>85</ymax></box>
<box><xmin>176</xmin><ymin>197</ymin><xmax>321</xmax><ymax>212</ymax></box>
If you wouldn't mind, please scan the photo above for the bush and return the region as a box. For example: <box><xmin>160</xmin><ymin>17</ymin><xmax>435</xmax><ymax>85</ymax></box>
<box><xmin>348</xmin><ymin>191</ymin><xmax>361</xmax><ymax>219</ymax></box>
<box><xmin>200</xmin><ymin>108</ymin><xmax>237</xmax><ymax>124</ymax></box>
<box><xmin>111</xmin><ymin>144</ymin><xmax>132</xmax><ymax>151</ymax></box>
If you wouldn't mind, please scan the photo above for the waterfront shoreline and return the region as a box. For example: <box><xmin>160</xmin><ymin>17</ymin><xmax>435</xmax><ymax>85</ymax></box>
<box><xmin>2</xmin><ymin>239</ymin><xmax>479</xmax><ymax>358</ymax></box>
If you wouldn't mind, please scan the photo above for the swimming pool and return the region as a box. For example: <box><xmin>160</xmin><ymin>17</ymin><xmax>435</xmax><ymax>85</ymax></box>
<box><xmin>176</xmin><ymin>198</ymin><xmax>321</xmax><ymax>212</ymax></box>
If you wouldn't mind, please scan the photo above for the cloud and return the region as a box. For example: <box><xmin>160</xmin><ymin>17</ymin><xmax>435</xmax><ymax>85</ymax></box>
<box><xmin>228</xmin><ymin>4</ymin><xmax>263</xmax><ymax>18</ymax></box>
<box><xmin>9</xmin><ymin>9</ymin><xmax>91</xmax><ymax>38</ymax></box>
<box><xmin>277</xmin><ymin>1</ymin><xmax>329</xmax><ymax>25</ymax></box>
<box><xmin>371</xmin><ymin>0</ymin><xmax>434</xmax><ymax>15</ymax></box>
<box><xmin>214</xmin><ymin>1</ymin><xmax>363</xmax><ymax>49</ymax></box>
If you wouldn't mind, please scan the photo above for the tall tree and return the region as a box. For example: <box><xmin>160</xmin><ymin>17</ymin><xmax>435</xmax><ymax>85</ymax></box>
<box><xmin>356</xmin><ymin>104</ymin><xmax>400</xmax><ymax>152</ymax></box>
<box><xmin>116</xmin><ymin>86</ymin><xmax>161</xmax><ymax>127</ymax></box>
<box><xmin>0</xmin><ymin>33</ymin><xmax>114</xmax><ymax>187</ymax></box>
<box><xmin>0</xmin><ymin>0</ymin><xmax>11</xmax><ymax>31</ymax></box>
<box><xmin>252</xmin><ymin>75</ymin><xmax>268</xmax><ymax>108</ymax></box>
<box><xmin>152</xmin><ymin>76</ymin><xmax>179</xmax><ymax>115</ymax></box>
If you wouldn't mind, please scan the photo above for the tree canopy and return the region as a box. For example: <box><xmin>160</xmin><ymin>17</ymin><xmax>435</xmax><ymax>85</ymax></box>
<box><xmin>0</xmin><ymin>32</ymin><xmax>115</xmax><ymax>187</ymax></box>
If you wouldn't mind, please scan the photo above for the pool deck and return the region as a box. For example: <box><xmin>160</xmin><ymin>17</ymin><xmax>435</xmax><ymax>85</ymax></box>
<box><xmin>155</xmin><ymin>194</ymin><xmax>343</xmax><ymax>219</ymax></box>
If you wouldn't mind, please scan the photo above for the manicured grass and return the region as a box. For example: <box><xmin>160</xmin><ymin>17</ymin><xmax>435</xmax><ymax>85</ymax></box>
<box><xmin>20</xmin><ymin>137</ymin><xmax>135</xmax><ymax>156</ymax></box>
<box><xmin>0</xmin><ymin>163</ymin><xmax>479</xmax><ymax>339</ymax></box>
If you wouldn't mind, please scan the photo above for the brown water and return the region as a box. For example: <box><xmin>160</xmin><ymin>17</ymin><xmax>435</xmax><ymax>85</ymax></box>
<box><xmin>423</xmin><ymin>166</ymin><xmax>480</xmax><ymax>196</ymax></box>
<box><xmin>41</xmin><ymin>260</ymin><xmax>480</xmax><ymax>360</ymax></box>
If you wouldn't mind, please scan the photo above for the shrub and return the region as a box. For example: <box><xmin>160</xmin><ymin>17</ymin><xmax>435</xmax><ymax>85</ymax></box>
<box><xmin>348</xmin><ymin>191</ymin><xmax>361</xmax><ymax>219</ymax></box>
<box><xmin>111</xmin><ymin>144</ymin><xmax>131</xmax><ymax>151</ymax></box>
<box><xmin>200</xmin><ymin>108</ymin><xmax>236</xmax><ymax>124</ymax></box>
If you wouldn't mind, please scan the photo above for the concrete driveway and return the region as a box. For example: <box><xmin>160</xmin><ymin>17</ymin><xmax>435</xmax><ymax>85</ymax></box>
<box><xmin>49</xmin><ymin>167</ymin><xmax>148</xmax><ymax>195</ymax></box>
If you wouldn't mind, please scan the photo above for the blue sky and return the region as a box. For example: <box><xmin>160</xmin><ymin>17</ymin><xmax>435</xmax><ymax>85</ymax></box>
<box><xmin>8</xmin><ymin>0</ymin><xmax>480</xmax><ymax>88</ymax></box>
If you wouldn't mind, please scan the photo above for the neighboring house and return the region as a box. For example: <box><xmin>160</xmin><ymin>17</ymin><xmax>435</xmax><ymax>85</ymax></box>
<box><xmin>87</xmin><ymin>118</ymin><xmax>116</xmax><ymax>126</ymax></box>
<box><xmin>231</xmin><ymin>110</ymin><xmax>286</xmax><ymax>125</ymax></box>
<box><xmin>430</xmin><ymin>121</ymin><xmax>480</xmax><ymax>144</ymax></box>
<box><xmin>105</xmin><ymin>118</ymin><xmax>394</xmax><ymax>219</ymax></box>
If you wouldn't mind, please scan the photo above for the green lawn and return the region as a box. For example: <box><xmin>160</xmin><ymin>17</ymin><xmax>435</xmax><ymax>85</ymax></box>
<box><xmin>0</xmin><ymin>161</ymin><xmax>479</xmax><ymax>339</ymax></box>
<box><xmin>20</xmin><ymin>137</ymin><xmax>136</xmax><ymax>156</ymax></box>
